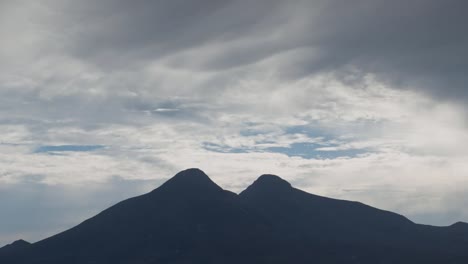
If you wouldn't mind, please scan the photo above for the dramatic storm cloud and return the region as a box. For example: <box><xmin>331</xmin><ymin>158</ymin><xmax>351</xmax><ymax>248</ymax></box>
<box><xmin>0</xmin><ymin>0</ymin><xmax>467</xmax><ymax>245</ymax></box>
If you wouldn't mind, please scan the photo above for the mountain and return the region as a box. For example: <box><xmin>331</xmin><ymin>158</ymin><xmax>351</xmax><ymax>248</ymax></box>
<box><xmin>3</xmin><ymin>169</ymin><xmax>272</xmax><ymax>264</ymax></box>
<box><xmin>0</xmin><ymin>240</ymin><xmax>30</xmax><ymax>257</ymax></box>
<box><xmin>1</xmin><ymin>168</ymin><xmax>468</xmax><ymax>263</ymax></box>
<box><xmin>240</xmin><ymin>174</ymin><xmax>468</xmax><ymax>263</ymax></box>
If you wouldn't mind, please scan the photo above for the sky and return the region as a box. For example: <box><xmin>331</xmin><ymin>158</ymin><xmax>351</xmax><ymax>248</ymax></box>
<box><xmin>1</xmin><ymin>0</ymin><xmax>468</xmax><ymax>246</ymax></box>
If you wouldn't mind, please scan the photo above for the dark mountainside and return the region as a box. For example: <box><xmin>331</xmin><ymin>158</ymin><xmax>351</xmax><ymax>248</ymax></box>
<box><xmin>2</xmin><ymin>168</ymin><xmax>468</xmax><ymax>263</ymax></box>
<box><xmin>0</xmin><ymin>240</ymin><xmax>31</xmax><ymax>257</ymax></box>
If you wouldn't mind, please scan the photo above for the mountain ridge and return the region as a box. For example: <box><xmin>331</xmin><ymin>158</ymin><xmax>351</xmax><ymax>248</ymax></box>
<box><xmin>2</xmin><ymin>168</ymin><xmax>468</xmax><ymax>264</ymax></box>
<box><xmin>0</xmin><ymin>239</ymin><xmax>31</xmax><ymax>255</ymax></box>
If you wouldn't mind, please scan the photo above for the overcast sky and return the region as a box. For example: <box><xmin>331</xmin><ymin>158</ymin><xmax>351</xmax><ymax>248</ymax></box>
<box><xmin>1</xmin><ymin>0</ymin><xmax>468</xmax><ymax>246</ymax></box>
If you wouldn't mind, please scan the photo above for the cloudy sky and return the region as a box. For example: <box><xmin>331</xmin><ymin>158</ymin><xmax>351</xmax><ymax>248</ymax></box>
<box><xmin>1</xmin><ymin>0</ymin><xmax>468</xmax><ymax>246</ymax></box>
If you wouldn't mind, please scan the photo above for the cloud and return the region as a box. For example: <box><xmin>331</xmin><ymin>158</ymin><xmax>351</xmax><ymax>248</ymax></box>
<box><xmin>4</xmin><ymin>0</ymin><xmax>468</xmax><ymax>103</ymax></box>
<box><xmin>9</xmin><ymin>0</ymin><xmax>462</xmax><ymax>102</ymax></box>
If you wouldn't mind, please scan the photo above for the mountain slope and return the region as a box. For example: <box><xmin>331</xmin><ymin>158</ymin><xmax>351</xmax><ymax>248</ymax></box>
<box><xmin>239</xmin><ymin>174</ymin><xmax>468</xmax><ymax>263</ymax></box>
<box><xmin>0</xmin><ymin>240</ymin><xmax>30</xmax><ymax>257</ymax></box>
<box><xmin>4</xmin><ymin>169</ymin><xmax>271</xmax><ymax>264</ymax></box>
<box><xmin>1</xmin><ymin>169</ymin><xmax>468</xmax><ymax>263</ymax></box>
<box><xmin>240</xmin><ymin>174</ymin><xmax>415</xmax><ymax>243</ymax></box>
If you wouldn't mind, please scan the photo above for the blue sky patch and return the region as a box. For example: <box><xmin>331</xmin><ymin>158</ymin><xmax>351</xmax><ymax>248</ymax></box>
<box><xmin>202</xmin><ymin>142</ymin><xmax>248</xmax><ymax>154</ymax></box>
<box><xmin>203</xmin><ymin>140</ymin><xmax>370</xmax><ymax>159</ymax></box>
<box><xmin>34</xmin><ymin>145</ymin><xmax>105</xmax><ymax>154</ymax></box>
<box><xmin>268</xmin><ymin>143</ymin><xmax>370</xmax><ymax>159</ymax></box>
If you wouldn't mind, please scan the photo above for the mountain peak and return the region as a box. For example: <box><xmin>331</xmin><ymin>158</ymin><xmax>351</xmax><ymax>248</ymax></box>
<box><xmin>172</xmin><ymin>168</ymin><xmax>214</xmax><ymax>183</ymax></box>
<box><xmin>450</xmin><ymin>221</ymin><xmax>468</xmax><ymax>229</ymax></box>
<box><xmin>254</xmin><ymin>174</ymin><xmax>292</xmax><ymax>189</ymax></box>
<box><xmin>0</xmin><ymin>239</ymin><xmax>30</xmax><ymax>254</ymax></box>
<box><xmin>157</xmin><ymin>168</ymin><xmax>223</xmax><ymax>193</ymax></box>
<box><xmin>10</xmin><ymin>240</ymin><xmax>30</xmax><ymax>247</ymax></box>
<box><xmin>240</xmin><ymin>174</ymin><xmax>292</xmax><ymax>197</ymax></box>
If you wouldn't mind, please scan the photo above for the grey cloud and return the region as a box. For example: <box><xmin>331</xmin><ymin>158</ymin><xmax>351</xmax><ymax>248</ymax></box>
<box><xmin>41</xmin><ymin>0</ymin><xmax>467</xmax><ymax>101</ymax></box>
<box><xmin>304</xmin><ymin>0</ymin><xmax>468</xmax><ymax>101</ymax></box>
<box><xmin>5</xmin><ymin>0</ymin><xmax>467</xmax><ymax>108</ymax></box>
<box><xmin>45</xmin><ymin>0</ymin><xmax>285</xmax><ymax>69</ymax></box>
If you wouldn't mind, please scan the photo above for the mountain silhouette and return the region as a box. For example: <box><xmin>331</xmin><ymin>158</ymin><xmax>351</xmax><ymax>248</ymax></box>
<box><xmin>0</xmin><ymin>239</ymin><xmax>31</xmax><ymax>257</ymax></box>
<box><xmin>240</xmin><ymin>174</ymin><xmax>468</xmax><ymax>263</ymax></box>
<box><xmin>1</xmin><ymin>168</ymin><xmax>468</xmax><ymax>263</ymax></box>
